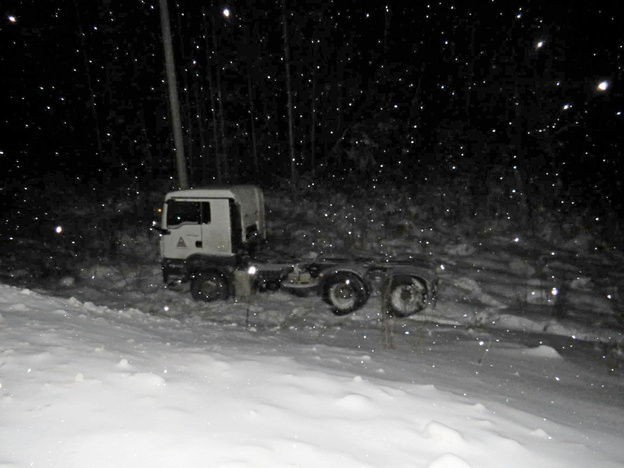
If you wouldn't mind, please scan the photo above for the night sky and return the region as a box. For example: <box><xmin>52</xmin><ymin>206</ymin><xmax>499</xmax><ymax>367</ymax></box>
<box><xmin>1</xmin><ymin>1</ymin><xmax>622</xmax><ymax>221</ymax></box>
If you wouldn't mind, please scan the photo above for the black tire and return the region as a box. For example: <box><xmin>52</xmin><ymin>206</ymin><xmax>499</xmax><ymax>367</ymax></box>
<box><xmin>385</xmin><ymin>275</ymin><xmax>427</xmax><ymax>317</ymax></box>
<box><xmin>191</xmin><ymin>271</ymin><xmax>229</xmax><ymax>302</ymax></box>
<box><xmin>322</xmin><ymin>273</ymin><xmax>369</xmax><ymax>315</ymax></box>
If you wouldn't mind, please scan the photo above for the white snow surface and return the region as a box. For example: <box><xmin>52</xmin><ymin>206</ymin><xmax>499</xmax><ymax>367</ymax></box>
<box><xmin>1</xmin><ymin>283</ymin><xmax>624</xmax><ymax>467</ymax></box>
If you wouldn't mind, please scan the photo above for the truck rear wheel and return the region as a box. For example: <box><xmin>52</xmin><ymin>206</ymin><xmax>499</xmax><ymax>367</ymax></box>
<box><xmin>385</xmin><ymin>275</ymin><xmax>427</xmax><ymax>317</ymax></box>
<box><xmin>191</xmin><ymin>271</ymin><xmax>229</xmax><ymax>302</ymax></box>
<box><xmin>323</xmin><ymin>273</ymin><xmax>368</xmax><ymax>315</ymax></box>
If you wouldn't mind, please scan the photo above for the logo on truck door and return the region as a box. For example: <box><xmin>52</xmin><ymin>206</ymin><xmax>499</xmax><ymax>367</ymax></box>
<box><xmin>176</xmin><ymin>237</ymin><xmax>187</xmax><ymax>248</ymax></box>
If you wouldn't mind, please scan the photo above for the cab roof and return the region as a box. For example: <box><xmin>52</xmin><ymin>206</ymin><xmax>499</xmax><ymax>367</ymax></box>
<box><xmin>165</xmin><ymin>185</ymin><xmax>261</xmax><ymax>203</ymax></box>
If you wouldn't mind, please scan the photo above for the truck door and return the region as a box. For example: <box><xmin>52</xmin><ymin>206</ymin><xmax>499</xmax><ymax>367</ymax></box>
<box><xmin>161</xmin><ymin>198</ymin><xmax>233</xmax><ymax>260</ymax></box>
<box><xmin>200</xmin><ymin>198</ymin><xmax>233</xmax><ymax>256</ymax></box>
<box><xmin>161</xmin><ymin>199</ymin><xmax>204</xmax><ymax>260</ymax></box>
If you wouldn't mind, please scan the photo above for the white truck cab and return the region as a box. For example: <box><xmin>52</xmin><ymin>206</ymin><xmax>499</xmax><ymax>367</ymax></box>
<box><xmin>159</xmin><ymin>186</ymin><xmax>265</xmax><ymax>285</ymax></box>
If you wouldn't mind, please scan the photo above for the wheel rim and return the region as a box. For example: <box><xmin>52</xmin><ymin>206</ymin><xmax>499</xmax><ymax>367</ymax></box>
<box><xmin>329</xmin><ymin>282</ymin><xmax>356</xmax><ymax>310</ymax></box>
<box><xmin>199</xmin><ymin>278</ymin><xmax>221</xmax><ymax>300</ymax></box>
<box><xmin>390</xmin><ymin>282</ymin><xmax>424</xmax><ymax>314</ymax></box>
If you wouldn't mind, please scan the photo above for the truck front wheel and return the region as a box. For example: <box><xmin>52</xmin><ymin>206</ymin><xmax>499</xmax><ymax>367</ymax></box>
<box><xmin>191</xmin><ymin>271</ymin><xmax>229</xmax><ymax>302</ymax></box>
<box><xmin>322</xmin><ymin>273</ymin><xmax>369</xmax><ymax>315</ymax></box>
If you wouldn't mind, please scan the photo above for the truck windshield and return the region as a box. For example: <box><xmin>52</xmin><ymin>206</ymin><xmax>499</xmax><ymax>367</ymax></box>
<box><xmin>166</xmin><ymin>200</ymin><xmax>211</xmax><ymax>227</ymax></box>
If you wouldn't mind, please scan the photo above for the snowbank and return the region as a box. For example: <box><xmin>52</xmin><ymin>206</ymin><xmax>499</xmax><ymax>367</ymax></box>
<box><xmin>1</xmin><ymin>284</ymin><xmax>624</xmax><ymax>467</ymax></box>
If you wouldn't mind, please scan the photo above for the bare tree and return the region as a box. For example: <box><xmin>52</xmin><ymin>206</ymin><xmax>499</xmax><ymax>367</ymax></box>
<box><xmin>247</xmin><ymin>73</ymin><xmax>259</xmax><ymax>176</ymax></box>
<box><xmin>310</xmin><ymin>37</ymin><xmax>318</xmax><ymax>176</ymax></box>
<box><xmin>282</xmin><ymin>0</ymin><xmax>297</xmax><ymax>185</ymax></box>
<box><xmin>210</xmin><ymin>4</ymin><xmax>229</xmax><ymax>182</ymax></box>
<box><xmin>73</xmin><ymin>2</ymin><xmax>103</xmax><ymax>160</ymax></box>
<box><xmin>201</xmin><ymin>7</ymin><xmax>222</xmax><ymax>183</ymax></box>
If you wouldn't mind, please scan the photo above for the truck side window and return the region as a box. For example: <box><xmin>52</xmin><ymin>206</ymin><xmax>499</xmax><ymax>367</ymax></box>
<box><xmin>201</xmin><ymin>202</ymin><xmax>211</xmax><ymax>224</ymax></box>
<box><xmin>229</xmin><ymin>199</ymin><xmax>242</xmax><ymax>251</ymax></box>
<box><xmin>167</xmin><ymin>200</ymin><xmax>200</xmax><ymax>227</ymax></box>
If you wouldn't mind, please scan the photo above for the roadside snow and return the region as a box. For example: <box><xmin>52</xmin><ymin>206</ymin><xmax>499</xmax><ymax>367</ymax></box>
<box><xmin>2</xmin><ymin>284</ymin><xmax>624</xmax><ymax>467</ymax></box>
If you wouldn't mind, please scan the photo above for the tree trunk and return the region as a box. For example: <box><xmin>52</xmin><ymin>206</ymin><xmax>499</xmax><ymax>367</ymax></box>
<box><xmin>73</xmin><ymin>2</ymin><xmax>103</xmax><ymax>160</ymax></box>
<box><xmin>282</xmin><ymin>1</ymin><xmax>297</xmax><ymax>186</ymax></box>
<box><xmin>138</xmin><ymin>104</ymin><xmax>152</xmax><ymax>179</ymax></box>
<box><xmin>193</xmin><ymin>81</ymin><xmax>208</xmax><ymax>184</ymax></box>
<box><xmin>310</xmin><ymin>38</ymin><xmax>318</xmax><ymax>176</ymax></box>
<box><xmin>129</xmin><ymin>48</ymin><xmax>153</xmax><ymax>179</ymax></box>
<box><xmin>465</xmin><ymin>19</ymin><xmax>476</xmax><ymax>119</ymax></box>
<box><xmin>247</xmin><ymin>73</ymin><xmax>259</xmax><ymax>177</ymax></box>
<box><xmin>383</xmin><ymin>5</ymin><xmax>391</xmax><ymax>56</ymax></box>
<box><xmin>158</xmin><ymin>0</ymin><xmax>189</xmax><ymax>189</ymax></box>
<box><xmin>201</xmin><ymin>8</ymin><xmax>222</xmax><ymax>183</ymax></box>
<box><xmin>210</xmin><ymin>6</ymin><xmax>229</xmax><ymax>182</ymax></box>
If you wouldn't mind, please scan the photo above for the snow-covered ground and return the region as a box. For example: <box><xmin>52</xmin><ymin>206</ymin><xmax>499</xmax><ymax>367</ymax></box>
<box><xmin>2</xmin><ymin>187</ymin><xmax>624</xmax><ymax>466</ymax></box>
<box><xmin>1</xmin><ymin>283</ymin><xmax>624</xmax><ymax>467</ymax></box>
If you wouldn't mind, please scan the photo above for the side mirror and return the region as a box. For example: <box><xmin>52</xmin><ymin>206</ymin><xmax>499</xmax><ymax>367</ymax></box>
<box><xmin>151</xmin><ymin>220</ymin><xmax>170</xmax><ymax>235</ymax></box>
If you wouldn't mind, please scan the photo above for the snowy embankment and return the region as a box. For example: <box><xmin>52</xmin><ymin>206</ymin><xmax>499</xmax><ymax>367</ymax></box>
<box><xmin>2</xmin><ymin>187</ymin><xmax>623</xmax><ymax>350</ymax></box>
<box><xmin>2</xmin><ymin>284</ymin><xmax>624</xmax><ymax>467</ymax></box>
<box><xmin>264</xmin><ymin>190</ymin><xmax>624</xmax><ymax>346</ymax></box>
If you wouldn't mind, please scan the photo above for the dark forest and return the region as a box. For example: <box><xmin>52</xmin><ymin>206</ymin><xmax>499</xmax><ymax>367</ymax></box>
<box><xmin>1</xmin><ymin>1</ymin><xmax>623</xmax><ymax>243</ymax></box>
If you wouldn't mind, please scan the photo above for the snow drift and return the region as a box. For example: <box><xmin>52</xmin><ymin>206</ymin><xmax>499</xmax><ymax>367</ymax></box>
<box><xmin>1</xmin><ymin>284</ymin><xmax>623</xmax><ymax>467</ymax></box>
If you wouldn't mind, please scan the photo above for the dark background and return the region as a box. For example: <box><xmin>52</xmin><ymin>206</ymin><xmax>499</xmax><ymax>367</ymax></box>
<box><xmin>1</xmin><ymin>1</ymin><xmax>622</xmax><ymax>240</ymax></box>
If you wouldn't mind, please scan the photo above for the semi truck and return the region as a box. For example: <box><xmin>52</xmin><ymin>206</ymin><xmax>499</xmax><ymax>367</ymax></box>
<box><xmin>158</xmin><ymin>185</ymin><xmax>437</xmax><ymax>316</ymax></box>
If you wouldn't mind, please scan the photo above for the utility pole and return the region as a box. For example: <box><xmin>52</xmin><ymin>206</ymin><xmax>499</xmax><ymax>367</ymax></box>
<box><xmin>159</xmin><ymin>0</ymin><xmax>189</xmax><ymax>189</ymax></box>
